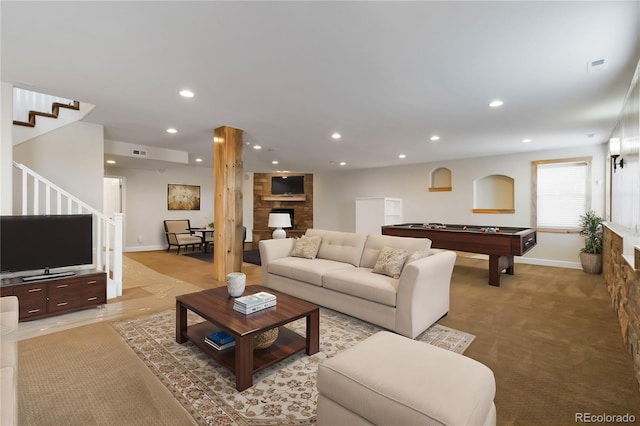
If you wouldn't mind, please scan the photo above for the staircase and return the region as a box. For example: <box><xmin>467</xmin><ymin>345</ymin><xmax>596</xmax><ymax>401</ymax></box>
<box><xmin>10</xmin><ymin>89</ymin><xmax>122</xmax><ymax>299</ymax></box>
<box><xmin>12</xmin><ymin>88</ymin><xmax>95</xmax><ymax>145</ymax></box>
<box><xmin>12</xmin><ymin>162</ymin><xmax>123</xmax><ymax>299</ymax></box>
<box><xmin>13</xmin><ymin>100</ymin><xmax>80</xmax><ymax>127</ymax></box>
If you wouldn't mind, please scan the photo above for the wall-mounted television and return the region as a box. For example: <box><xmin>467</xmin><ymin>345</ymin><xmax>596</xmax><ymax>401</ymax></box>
<box><xmin>0</xmin><ymin>214</ymin><xmax>93</xmax><ymax>278</ymax></box>
<box><xmin>271</xmin><ymin>175</ymin><xmax>304</xmax><ymax>195</ymax></box>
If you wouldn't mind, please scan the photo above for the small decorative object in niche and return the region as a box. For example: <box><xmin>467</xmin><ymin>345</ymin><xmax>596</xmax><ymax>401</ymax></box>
<box><xmin>167</xmin><ymin>184</ymin><xmax>200</xmax><ymax>210</ymax></box>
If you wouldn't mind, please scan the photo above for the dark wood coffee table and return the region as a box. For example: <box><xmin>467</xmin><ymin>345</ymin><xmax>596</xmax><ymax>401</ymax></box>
<box><xmin>176</xmin><ymin>285</ymin><xmax>320</xmax><ymax>391</ymax></box>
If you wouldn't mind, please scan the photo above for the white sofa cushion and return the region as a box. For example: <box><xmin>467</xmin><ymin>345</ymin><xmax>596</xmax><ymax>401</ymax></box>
<box><xmin>360</xmin><ymin>234</ymin><xmax>431</xmax><ymax>268</ymax></box>
<box><xmin>323</xmin><ymin>267</ymin><xmax>398</xmax><ymax>307</ymax></box>
<box><xmin>306</xmin><ymin>229</ymin><xmax>367</xmax><ymax>267</ymax></box>
<box><xmin>267</xmin><ymin>256</ymin><xmax>355</xmax><ymax>286</ymax></box>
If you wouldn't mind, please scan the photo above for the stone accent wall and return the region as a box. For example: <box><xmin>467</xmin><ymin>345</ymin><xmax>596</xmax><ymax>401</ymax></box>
<box><xmin>603</xmin><ymin>226</ymin><xmax>640</xmax><ymax>390</ymax></box>
<box><xmin>252</xmin><ymin>173</ymin><xmax>313</xmax><ymax>244</ymax></box>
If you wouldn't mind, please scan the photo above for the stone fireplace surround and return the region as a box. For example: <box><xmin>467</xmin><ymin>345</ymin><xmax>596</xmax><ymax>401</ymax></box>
<box><xmin>252</xmin><ymin>173</ymin><xmax>313</xmax><ymax>245</ymax></box>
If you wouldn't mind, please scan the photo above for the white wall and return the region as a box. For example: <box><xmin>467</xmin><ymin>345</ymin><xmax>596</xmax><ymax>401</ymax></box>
<box><xmin>12</xmin><ymin>121</ymin><xmax>104</xmax><ymax>212</ymax></box>
<box><xmin>107</xmin><ymin>165</ymin><xmax>213</xmax><ymax>251</ymax></box>
<box><xmin>112</xmin><ymin>166</ymin><xmax>255</xmax><ymax>251</ymax></box>
<box><xmin>1</xmin><ymin>82</ymin><xmax>13</xmax><ymax>214</ymax></box>
<box><xmin>314</xmin><ymin>144</ymin><xmax>608</xmax><ymax>267</ymax></box>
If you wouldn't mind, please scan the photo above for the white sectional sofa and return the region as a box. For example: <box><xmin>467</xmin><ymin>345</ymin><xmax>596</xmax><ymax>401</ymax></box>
<box><xmin>259</xmin><ymin>229</ymin><xmax>456</xmax><ymax>338</ymax></box>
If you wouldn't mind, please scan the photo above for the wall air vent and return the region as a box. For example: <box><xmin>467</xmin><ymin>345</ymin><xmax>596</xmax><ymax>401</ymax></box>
<box><xmin>132</xmin><ymin>149</ymin><xmax>147</xmax><ymax>156</ymax></box>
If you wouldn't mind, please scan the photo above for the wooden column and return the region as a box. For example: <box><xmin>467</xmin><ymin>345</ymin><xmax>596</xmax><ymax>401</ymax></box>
<box><xmin>213</xmin><ymin>126</ymin><xmax>244</xmax><ymax>282</ymax></box>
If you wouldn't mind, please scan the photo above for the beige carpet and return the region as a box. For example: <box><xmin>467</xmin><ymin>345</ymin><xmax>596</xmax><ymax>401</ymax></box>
<box><xmin>112</xmin><ymin>308</ymin><xmax>475</xmax><ymax>425</ymax></box>
<box><xmin>17</xmin><ymin>321</ymin><xmax>197</xmax><ymax>426</ymax></box>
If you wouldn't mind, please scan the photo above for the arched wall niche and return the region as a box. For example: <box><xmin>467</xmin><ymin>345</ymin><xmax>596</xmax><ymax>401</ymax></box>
<box><xmin>428</xmin><ymin>167</ymin><xmax>452</xmax><ymax>192</ymax></box>
<box><xmin>473</xmin><ymin>174</ymin><xmax>515</xmax><ymax>213</ymax></box>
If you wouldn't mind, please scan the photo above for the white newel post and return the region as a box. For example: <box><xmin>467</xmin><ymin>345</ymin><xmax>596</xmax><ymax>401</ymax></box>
<box><xmin>111</xmin><ymin>213</ymin><xmax>124</xmax><ymax>298</ymax></box>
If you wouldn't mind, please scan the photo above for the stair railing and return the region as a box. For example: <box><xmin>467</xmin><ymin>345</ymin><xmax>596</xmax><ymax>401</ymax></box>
<box><xmin>12</xmin><ymin>161</ymin><xmax>123</xmax><ymax>299</ymax></box>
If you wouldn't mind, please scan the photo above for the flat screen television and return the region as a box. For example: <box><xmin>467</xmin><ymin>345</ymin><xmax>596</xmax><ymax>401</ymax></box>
<box><xmin>271</xmin><ymin>175</ymin><xmax>304</xmax><ymax>195</ymax></box>
<box><xmin>0</xmin><ymin>214</ymin><xmax>93</xmax><ymax>277</ymax></box>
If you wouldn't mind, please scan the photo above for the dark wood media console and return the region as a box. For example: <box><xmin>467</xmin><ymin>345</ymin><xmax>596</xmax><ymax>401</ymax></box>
<box><xmin>0</xmin><ymin>269</ymin><xmax>107</xmax><ymax>321</ymax></box>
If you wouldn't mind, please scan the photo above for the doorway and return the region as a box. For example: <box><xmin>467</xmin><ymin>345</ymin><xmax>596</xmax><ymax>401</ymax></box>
<box><xmin>103</xmin><ymin>177</ymin><xmax>124</xmax><ymax>249</ymax></box>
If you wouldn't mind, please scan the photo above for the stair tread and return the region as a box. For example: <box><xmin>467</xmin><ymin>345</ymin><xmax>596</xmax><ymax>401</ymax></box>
<box><xmin>13</xmin><ymin>100</ymin><xmax>80</xmax><ymax>128</ymax></box>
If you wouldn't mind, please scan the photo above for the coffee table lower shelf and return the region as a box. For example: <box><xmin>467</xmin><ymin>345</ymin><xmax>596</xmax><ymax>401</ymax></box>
<box><xmin>186</xmin><ymin>321</ymin><xmax>306</xmax><ymax>375</ymax></box>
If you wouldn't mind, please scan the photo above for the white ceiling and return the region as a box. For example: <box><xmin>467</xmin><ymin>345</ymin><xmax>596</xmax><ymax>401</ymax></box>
<box><xmin>2</xmin><ymin>1</ymin><xmax>639</xmax><ymax>173</ymax></box>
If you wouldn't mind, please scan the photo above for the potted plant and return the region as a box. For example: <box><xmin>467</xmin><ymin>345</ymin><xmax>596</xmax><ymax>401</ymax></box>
<box><xmin>578</xmin><ymin>210</ymin><xmax>604</xmax><ymax>274</ymax></box>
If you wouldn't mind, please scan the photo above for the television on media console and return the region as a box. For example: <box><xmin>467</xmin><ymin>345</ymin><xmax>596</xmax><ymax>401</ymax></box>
<box><xmin>0</xmin><ymin>214</ymin><xmax>93</xmax><ymax>278</ymax></box>
<box><xmin>271</xmin><ymin>175</ymin><xmax>304</xmax><ymax>195</ymax></box>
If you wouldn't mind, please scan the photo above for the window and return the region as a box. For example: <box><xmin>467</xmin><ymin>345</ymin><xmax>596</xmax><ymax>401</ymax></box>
<box><xmin>533</xmin><ymin>158</ymin><xmax>590</xmax><ymax>231</ymax></box>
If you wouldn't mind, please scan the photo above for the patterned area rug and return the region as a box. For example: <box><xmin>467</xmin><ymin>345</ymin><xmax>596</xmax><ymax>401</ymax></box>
<box><xmin>113</xmin><ymin>308</ymin><xmax>475</xmax><ymax>425</ymax></box>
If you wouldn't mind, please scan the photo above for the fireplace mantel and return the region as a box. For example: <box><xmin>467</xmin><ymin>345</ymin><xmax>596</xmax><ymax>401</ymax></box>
<box><xmin>261</xmin><ymin>195</ymin><xmax>306</xmax><ymax>202</ymax></box>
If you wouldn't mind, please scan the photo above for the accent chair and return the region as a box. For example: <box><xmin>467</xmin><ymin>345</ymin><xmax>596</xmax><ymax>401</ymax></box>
<box><xmin>163</xmin><ymin>219</ymin><xmax>202</xmax><ymax>254</ymax></box>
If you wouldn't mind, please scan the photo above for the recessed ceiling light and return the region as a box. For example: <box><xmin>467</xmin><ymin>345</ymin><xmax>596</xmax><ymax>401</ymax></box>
<box><xmin>339</xmin><ymin>162</ymin><xmax>346</xmax><ymax>166</ymax></box>
<box><xmin>179</xmin><ymin>89</ymin><xmax>194</xmax><ymax>98</ymax></box>
<box><xmin>253</xmin><ymin>145</ymin><xmax>262</xmax><ymax>150</ymax></box>
<box><xmin>522</xmin><ymin>138</ymin><xmax>532</xmax><ymax>144</ymax></box>
<box><xmin>195</xmin><ymin>158</ymin><xmax>203</xmax><ymax>162</ymax></box>
<box><xmin>489</xmin><ymin>100</ymin><xmax>504</xmax><ymax>108</ymax></box>
<box><xmin>166</xmin><ymin>128</ymin><xmax>177</xmax><ymax>134</ymax></box>
<box><xmin>398</xmin><ymin>154</ymin><xmax>406</xmax><ymax>159</ymax></box>
<box><xmin>430</xmin><ymin>135</ymin><xmax>440</xmax><ymax>141</ymax></box>
<box><xmin>331</xmin><ymin>133</ymin><xmax>341</xmax><ymax>140</ymax></box>
<box><xmin>106</xmin><ymin>160</ymin><xmax>116</xmax><ymax>164</ymax></box>
<box><xmin>272</xmin><ymin>160</ymin><xmax>279</xmax><ymax>164</ymax></box>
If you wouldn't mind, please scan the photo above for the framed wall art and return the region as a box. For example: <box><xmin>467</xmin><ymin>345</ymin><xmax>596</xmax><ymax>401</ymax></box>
<box><xmin>167</xmin><ymin>184</ymin><xmax>200</xmax><ymax>210</ymax></box>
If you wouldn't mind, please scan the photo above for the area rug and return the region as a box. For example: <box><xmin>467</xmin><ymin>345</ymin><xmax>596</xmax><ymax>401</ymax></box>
<box><xmin>183</xmin><ymin>249</ymin><xmax>262</xmax><ymax>265</ymax></box>
<box><xmin>113</xmin><ymin>309</ymin><xmax>474</xmax><ymax>426</ymax></box>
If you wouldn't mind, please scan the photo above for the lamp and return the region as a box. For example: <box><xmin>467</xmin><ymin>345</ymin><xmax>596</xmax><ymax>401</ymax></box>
<box><xmin>609</xmin><ymin>137</ymin><xmax>624</xmax><ymax>172</ymax></box>
<box><xmin>268</xmin><ymin>213</ymin><xmax>291</xmax><ymax>239</ymax></box>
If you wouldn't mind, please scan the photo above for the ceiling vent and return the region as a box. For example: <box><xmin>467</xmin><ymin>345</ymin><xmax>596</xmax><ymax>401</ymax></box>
<box><xmin>132</xmin><ymin>149</ymin><xmax>147</xmax><ymax>156</ymax></box>
<box><xmin>588</xmin><ymin>58</ymin><xmax>607</xmax><ymax>72</ymax></box>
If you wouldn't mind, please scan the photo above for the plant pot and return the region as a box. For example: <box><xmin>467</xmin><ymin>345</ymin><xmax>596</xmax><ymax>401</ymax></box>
<box><xmin>580</xmin><ymin>252</ymin><xmax>602</xmax><ymax>274</ymax></box>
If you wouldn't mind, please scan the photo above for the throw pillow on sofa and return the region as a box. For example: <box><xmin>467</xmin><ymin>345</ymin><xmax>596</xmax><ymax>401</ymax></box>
<box><xmin>372</xmin><ymin>246</ymin><xmax>409</xmax><ymax>278</ymax></box>
<box><xmin>405</xmin><ymin>250</ymin><xmax>430</xmax><ymax>265</ymax></box>
<box><xmin>290</xmin><ymin>235</ymin><xmax>323</xmax><ymax>259</ymax></box>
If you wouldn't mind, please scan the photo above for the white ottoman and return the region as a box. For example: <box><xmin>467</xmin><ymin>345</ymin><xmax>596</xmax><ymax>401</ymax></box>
<box><xmin>317</xmin><ymin>331</ymin><xmax>496</xmax><ymax>426</ymax></box>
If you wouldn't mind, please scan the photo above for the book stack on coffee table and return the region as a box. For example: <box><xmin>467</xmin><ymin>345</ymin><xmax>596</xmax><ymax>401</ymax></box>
<box><xmin>233</xmin><ymin>291</ymin><xmax>277</xmax><ymax>314</ymax></box>
<box><xmin>204</xmin><ymin>330</ymin><xmax>235</xmax><ymax>350</ymax></box>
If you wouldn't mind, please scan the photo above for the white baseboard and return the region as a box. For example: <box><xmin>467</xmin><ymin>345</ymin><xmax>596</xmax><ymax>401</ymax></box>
<box><xmin>515</xmin><ymin>257</ymin><xmax>582</xmax><ymax>270</ymax></box>
<box><xmin>125</xmin><ymin>244</ymin><xmax>166</xmax><ymax>252</ymax></box>
<box><xmin>457</xmin><ymin>252</ymin><xmax>581</xmax><ymax>270</ymax></box>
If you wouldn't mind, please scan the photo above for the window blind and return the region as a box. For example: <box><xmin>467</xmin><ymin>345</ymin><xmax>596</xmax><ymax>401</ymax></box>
<box><xmin>536</xmin><ymin>161</ymin><xmax>588</xmax><ymax>229</ymax></box>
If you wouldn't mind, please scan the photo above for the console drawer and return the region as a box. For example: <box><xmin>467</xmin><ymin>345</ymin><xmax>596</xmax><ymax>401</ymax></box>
<box><xmin>81</xmin><ymin>275</ymin><xmax>107</xmax><ymax>305</ymax></box>
<box><xmin>47</xmin><ymin>280</ymin><xmax>82</xmax><ymax>313</ymax></box>
<box><xmin>13</xmin><ymin>284</ymin><xmax>47</xmax><ymax>319</ymax></box>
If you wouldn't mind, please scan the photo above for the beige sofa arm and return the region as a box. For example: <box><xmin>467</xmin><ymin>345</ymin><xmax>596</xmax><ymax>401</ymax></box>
<box><xmin>259</xmin><ymin>238</ymin><xmax>296</xmax><ymax>284</ymax></box>
<box><xmin>395</xmin><ymin>250</ymin><xmax>456</xmax><ymax>338</ymax></box>
<box><xmin>1</xmin><ymin>296</ymin><xmax>18</xmax><ymax>426</ymax></box>
<box><xmin>0</xmin><ymin>296</ymin><xmax>18</xmax><ymax>336</ymax></box>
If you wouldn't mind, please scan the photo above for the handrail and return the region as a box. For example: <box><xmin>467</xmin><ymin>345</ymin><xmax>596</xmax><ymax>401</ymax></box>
<box><xmin>11</xmin><ymin>161</ymin><xmax>123</xmax><ymax>298</ymax></box>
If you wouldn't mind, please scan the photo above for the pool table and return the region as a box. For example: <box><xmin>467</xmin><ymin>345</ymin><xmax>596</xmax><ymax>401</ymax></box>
<box><xmin>381</xmin><ymin>223</ymin><xmax>537</xmax><ymax>287</ymax></box>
